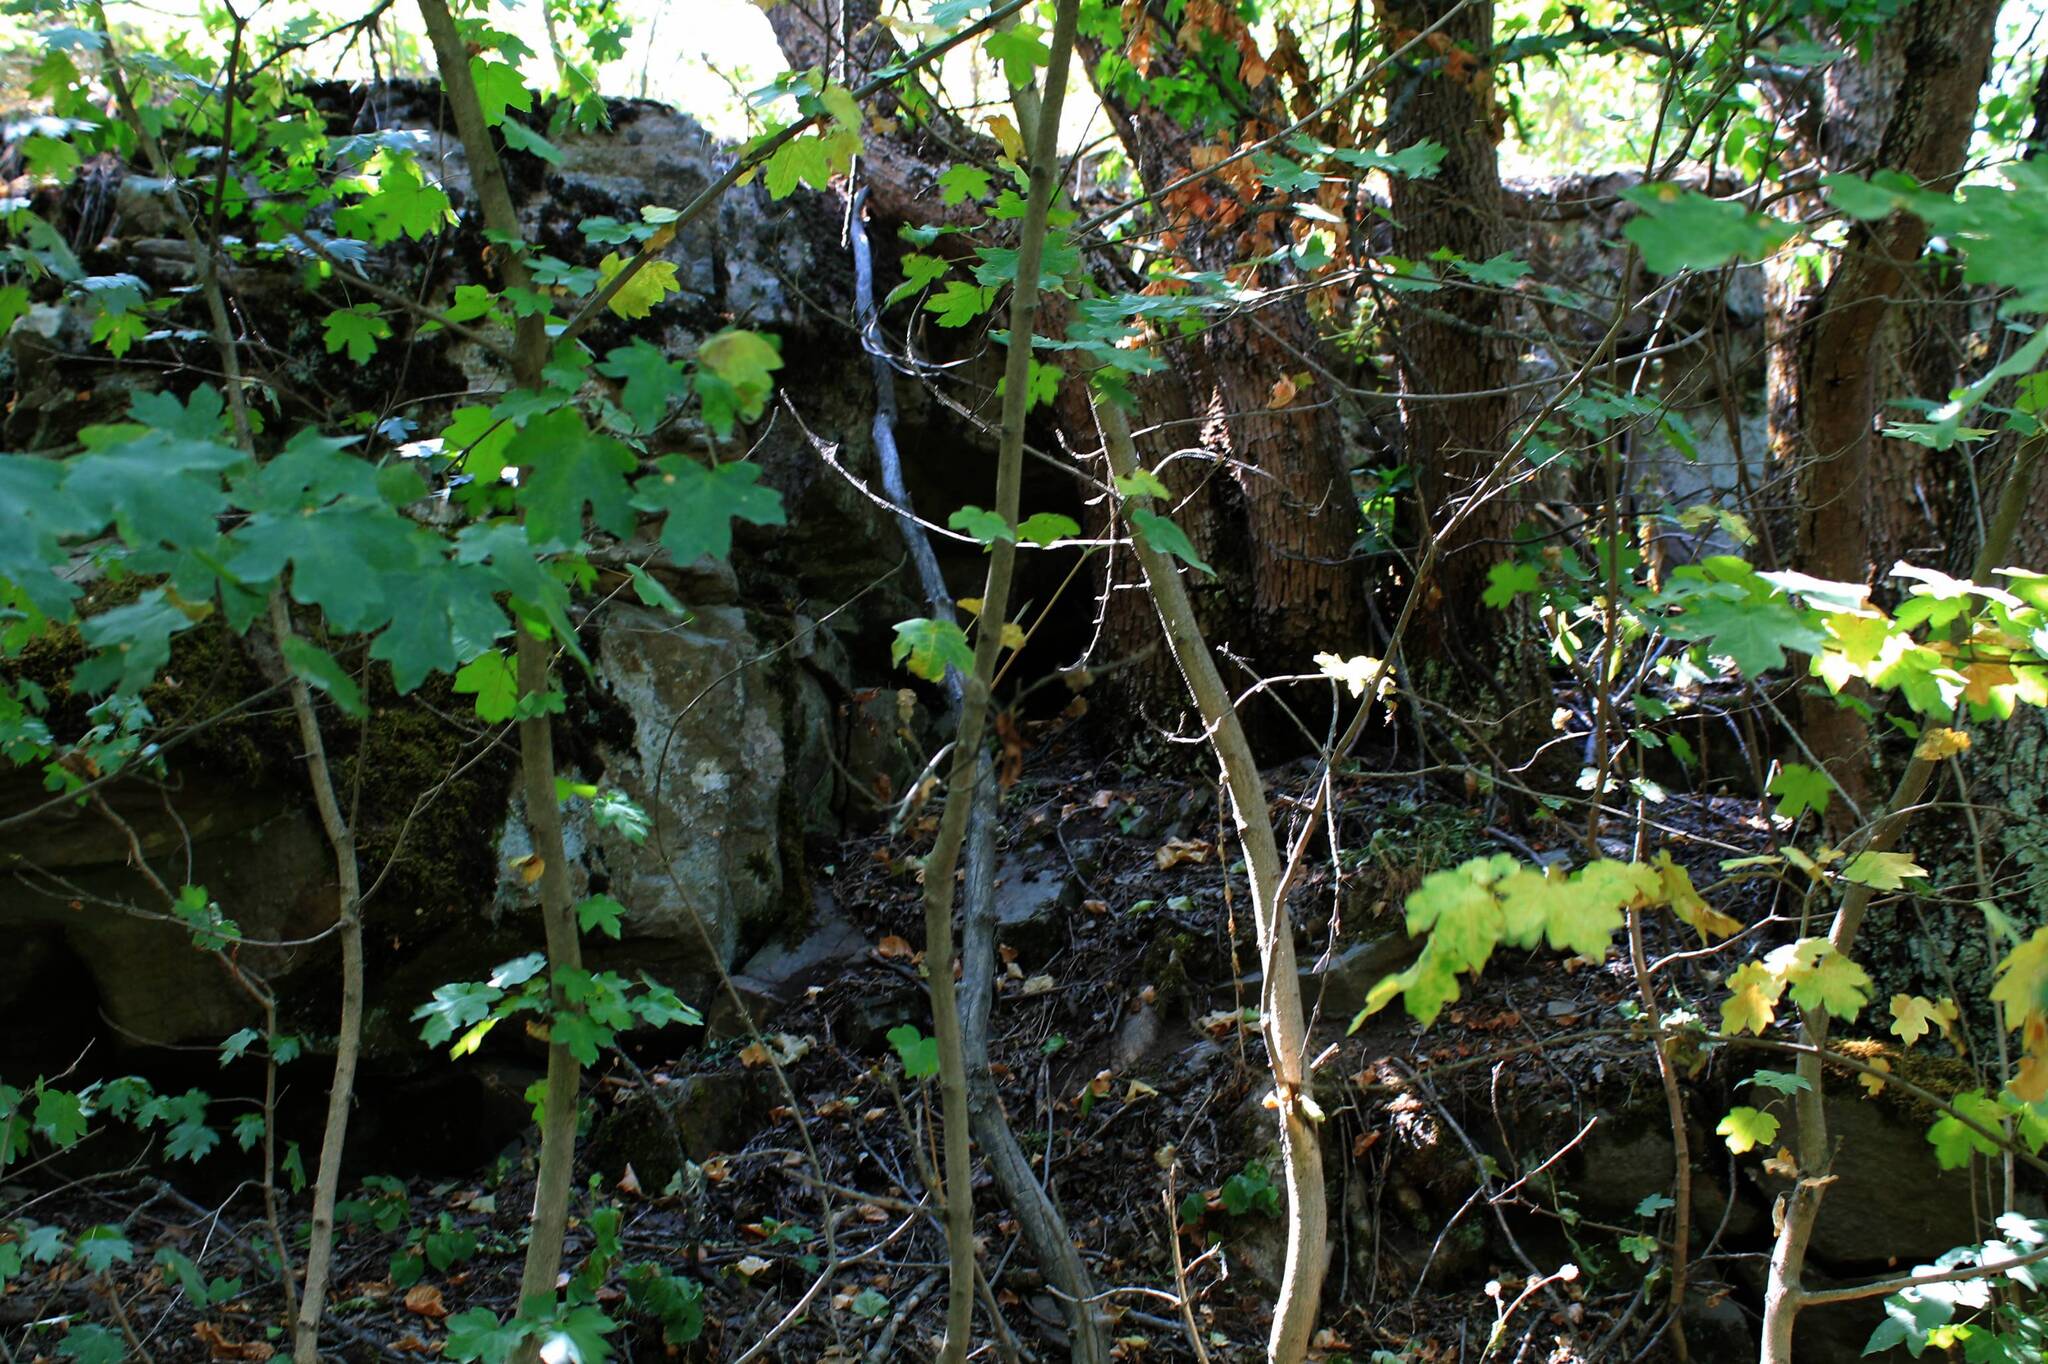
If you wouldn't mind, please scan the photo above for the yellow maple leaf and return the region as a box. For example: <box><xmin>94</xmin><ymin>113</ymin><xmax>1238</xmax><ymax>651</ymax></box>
<box><xmin>1858</xmin><ymin>1055</ymin><xmax>1890</xmax><ymax>1097</ymax></box>
<box><xmin>1722</xmin><ymin>961</ymin><xmax>1782</xmax><ymax>1036</ymax></box>
<box><xmin>1888</xmin><ymin>993</ymin><xmax>1958</xmax><ymax>1046</ymax></box>
<box><xmin>1960</xmin><ymin>663</ymin><xmax>2015</xmax><ymax>707</ymax></box>
<box><xmin>1782</xmin><ymin>938</ymin><xmax>1870</xmax><ymax>1021</ymax></box>
<box><xmin>1990</xmin><ymin>926</ymin><xmax>2048</xmax><ymax>1024</ymax></box>
<box><xmin>599</xmin><ymin>252</ymin><xmax>680</xmax><ymax>320</ymax></box>
<box><xmin>1653</xmin><ymin>852</ymin><xmax>1741</xmax><ymax>941</ymax></box>
<box><xmin>1914</xmin><ymin>726</ymin><xmax>1973</xmax><ymax>761</ymax></box>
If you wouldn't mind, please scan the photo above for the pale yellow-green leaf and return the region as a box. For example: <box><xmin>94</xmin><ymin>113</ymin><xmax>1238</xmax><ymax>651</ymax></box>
<box><xmin>600</xmin><ymin>253</ymin><xmax>680</xmax><ymax>320</ymax></box>
<box><xmin>1888</xmin><ymin>993</ymin><xmax>1958</xmax><ymax>1046</ymax></box>
<box><xmin>1841</xmin><ymin>850</ymin><xmax>1929</xmax><ymax>891</ymax></box>
<box><xmin>1783</xmin><ymin>939</ymin><xmax>1871</xmax><ymax>1020</ymax></box>
<box><xmin>1721</xmin><ymin>960</ymin><xmax>1782</xmax><ymax>1036</ymax></box>
<box><xmin>1653</xmin><ymin>851</ymin><xmax>1742</xmax><ymax>940</ymax></box>
<box><xmin>1717</xmin><ymin>1105</ymin><xmax>1779</xmax><ymax>1154</ymax></box>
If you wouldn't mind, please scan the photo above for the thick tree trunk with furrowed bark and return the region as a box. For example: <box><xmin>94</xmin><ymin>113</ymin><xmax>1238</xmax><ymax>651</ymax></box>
<box><xmin>1786</xmin><ymin>0</ymin><xmax>1997</xmax><ymax>825</ymax></box>
<box><xmin>1381</xmin><ymin>0</ymin><xmax>1551</xmax><ymax>745</ymax></box>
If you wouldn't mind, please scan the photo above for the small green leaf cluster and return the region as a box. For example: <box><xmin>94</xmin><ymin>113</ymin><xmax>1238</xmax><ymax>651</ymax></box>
<box><xmin>446</xmin><ymin>1197</ymin><xmax>707</xmax><ymax>1363</ymax></box>
<box><xmin>1177</xmin><ymin>1160</ymin><xmax>1280</xmax><ymax>1227</ymax></box>
<box><xmin>413</xmin><ymin>953</ymin><xmax>702</xmax><ymax>1065</ymax></box>
<box><xmin>2</xmin><ymin>1073</ymin><xmax>227</xmax><ymax>1172</ymax></box>
<box><xmin>1864</xmin><ymin>1213</ymin><xmax>2048</xmax><ymax>1358</ymax></box>
<box><xmin>389</xmin><ymin>1213</ymin><xmax>480</xmax><ymax>1288</ymax></box>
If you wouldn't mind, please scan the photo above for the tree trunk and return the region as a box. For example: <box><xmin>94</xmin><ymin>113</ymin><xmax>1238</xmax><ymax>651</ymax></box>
<box><xmin>1380</xmin><ymin>0</ymin><xmax>1551</xmax><ymax>743</ymax></box>
<box><xmin>1072</xmin><ymin>7</ymin><xmax>1370</xmax><ymax>723</ymax></box>
<box><xmin>1789</xmin><ymin>0</ymin><xmax>1998</xmax><ymax>820</ymax></box>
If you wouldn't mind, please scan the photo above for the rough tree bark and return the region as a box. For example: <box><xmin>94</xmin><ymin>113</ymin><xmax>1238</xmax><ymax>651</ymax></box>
<box><xmin>1787</xmin><ymin>0</ymin><xmax>1998</xmax><ymax>819</ymax></box>
<box><xmin>1075</xmin><ymin>6</ymin><xmax>1371</xmax><ymax>710</ymax></box>
<box><xmin>1380</xmin><ymin>0</ymin><xmax>1548</xmax><ymax>738</ymax></box>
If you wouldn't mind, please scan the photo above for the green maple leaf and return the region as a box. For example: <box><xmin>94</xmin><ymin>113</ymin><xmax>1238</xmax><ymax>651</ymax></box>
<box><xmin>995</xmin><ymin>356</ymin><xmax>1067</xmax><ymax>410</ymax></box>
<box><xmin>444</xmin><ymin>1309</ymin><xmax>528</xmax><ymax>1364</ymax></box>
<box><xmin>322</xmin><ymin>304</ymin><xmax>392</xmax><ymax>364</ymax></box>
<box><xmin>891</xmin><ymin>616</ymin><xmax>973</xmax><ymax>683</ymax></box>
<box><xmin>887</xmin><ymin>1023</ymin><xmax>940</xmax><ymax>1078</ymax></box>
<box><xmin>695</xmin><ymin>329</ymin><xmax>783</xmax><ymax>436</ymax></box>
<box><xmin>441</xmin><ymin>405</ymin><xmax>517</xmax><ymax>484</ymax></box>
<box><xmin>74</xmin><ymin>591</ymin><xmax>200</xmax><ymax>694</ymax></box>
<box><xmin>1672</xmin><ymin>594</ymin><xmax>1823</xmax><ymax>676</ymax></box>
<box><xmin>595</xmin><ymin>339</ymin><xmax>686</xmax><ymax>431</ymax></box>
<box><xmin>91</xmin><ymin>309</ymin><xmax>147</xmax><ymax>356</ymax></box>
<box><xmin>949</xmin><ymin>505</ymin><xmax>1014</xmax><ymax>544</ymax></box>
<box><xmin>0</xmin><ymin>282</ymin><xmax>33</xmax><ymax>334</ymax></box>
<box><xmin>370</xmin><ymin>562</ymin><xmax>509</xmax><ymax>693</ymax></box>
<box><xmin>453</xmin><ymin>650</ymin><xmax>519</xmax><ymax>722</ymax></box>
<box><xmin>500</xmin><ymin>118</ymin><xmax>562</xmax><ymax>164</ymax></box>
<box><xmin>66</xmin><ymin>426</ymin><xmax>245</xmax><ymax>549</ymax></box>
<box><xmin>1768</xmin><ymin>763</ymin><xmax>1832</xmax><ymax>819</ymax></box>
<box><xmin>280</xmin><ymin>636</ymin><xmax>367</xmax><ymax>717</ymax></box>
<box><xmin>938</xmin><ymin>163</ymin><xmax>992</xmax><ymax>205</ymax></box>
<box><xmin>1330</xmin><ymin>140</ymin><xmax>1447</xmax><ymax>178</ymax></box>
<box><xmin>1925</xmin><ymin>1091</ymin><xmax>2003</xmax><ymax>1170</ymax></box>
<box><xmin>885</xmin><ymin>253</ymin><xmax>950</xmax><ymax>306</ymax></box>
<box><xmin>1716</xmin><ymin>1105</ymin><xmax>1779</xmax><ymax>1154</ymax></box>
<box><xmin>550</xmin><ymin>1011</ymin><xmax>610</xmax><ymax>1066</ymax></box>
<box><xmin>1483</xmin><ymin>559</ymin><xmax>1541</xmax><ymax>608</ymax></box>
<box><xmin>512</xmin><ymin>408</ymin><xmax>638</xmax><ymax>547</ymax></box>
<box><xmin>984</xmin><ymin>23</ymin><xmax>1048</xmax><ymax>86</ymax></box>
<box><xmin>632</xmin><ymin>457</ymin><xmax>786</xmax><ymax>563</ymax></box>
<box><xmin>1017</xmin><ymin>512</ymin><xmax>1079</xmax><ymax>546</ymax></box>
<box><xmin>165</xmin><ymin>1117</ymin><xmax>218</xmax><ymax>1162</ymax></box>
<box><xmin>56</xmin><ymin>1324</ymin><xmax>125</xmax><ymax>1364</ymax></box>
<box><xmin>72</xmin><ymin>1226</ymin><xmax>135</xmax><ymax>1274</ymax></box>
<box><xmin>0</xmin><ymin>456</ymin><xmax>96</xmax><ymax>616</ymax></box>
<box><xmin>1114</xmin><ymin>469</ymin><xmax>1170</xmax><ymax>500</ymax></box>
<box><xmin>234</xmin><ymin>431</ymin><xmax>383</xmax><ymax>511</ymax></box>
<box><xmin>1130</xmin><ymin>508</ymin><xmax>1214</xmax><ymax>576</ymax></box>
<box><xmin>1255</xmin><ymin>153</ymin><xmax>1321</xmax><ymax>195</ymax></box>
<box><xmin>764</xmin><ymin>133</ymin><xmax>829</xmax><ymax>198</ymax></box>
<box><xmin>455</xmin><ymin>522</ymin><xmax>585</xmax><ymax>668</ymax></box>
<box><xmin>576</xmin><ymin>893</ymin><xmax>627</xmax><ymax>939</ymax></box>
<box><xmin>599</xmin><ymin>253</ymin><xmax>680</xmax><ymax>320</ymax></box>
<box><xmin>1622</xmin><ymin>185</ymin><xmax>1793</xmax><ymax>273</ymax></box>
<box><xmin>23</xmin><ymin>133</ymin><xmax>79</xmax><ymax>181</ymax></box>
<box><xmin>229</xmin><ymin>501</ymin><xmax>430</xmax><ymax>633</ymax></box>
<box><xmin>1743</xmin><ymin>1069</ymin><xmax>1811</xmax><ymax>1096</ymax></box>
<box><xmin>925</xmin><ymin>280</ymin><xmax>994</xmax><ymax>327</ymax></box>
<box><xmin>1926</xmin><ymin>1113</ymin><xmax>1993</xmax><ymax>1170</ymax></box>
<box><xmin>1026</xmin><ymin>359</ymin><xmax>1063</xmax><ymax>408</ymax></box>
<box><xmin>32</xmin><ymin>1089</ymin><xmax>88</xmax><ymax>1147</ymax></box>
<box><xmin>1841</xmin><ymin>850</ymin><xmax>1929</xmax><ymax>890</ymax></box>
<box><xmin>973</xmin><ymin>239</ymin><xmax>1081</xmax><ymax>290</ymax></box>
<box><xmin>1455</xmin><ymin>252</ymin><xmax>1533</xmax><ymax>287</ymax></box>
<box><xmin>335</xmin><ymin>155</ymin><xmax>452</xmax><ymax>243</ymax></box>
<box><xmin>535</xmin><ymin>1305</ymin><xmax>617</xmax><ymax>1364</ymax></box>
<box><xmin>470</xmin><ymin>57</ymin><xmax>532</xmax><ymax>126</ymax></box>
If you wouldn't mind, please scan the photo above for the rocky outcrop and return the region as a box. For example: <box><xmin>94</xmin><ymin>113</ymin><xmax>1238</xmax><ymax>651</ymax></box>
<box><xmin>0</xmin><ymin>93</ymin><xmax>958</xmax><ymax>1062</ymax></box>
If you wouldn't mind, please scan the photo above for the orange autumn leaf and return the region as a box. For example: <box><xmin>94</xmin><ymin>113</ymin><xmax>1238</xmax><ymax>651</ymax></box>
<box><xmin>403</xmin><ymin>1284</ymin><xmax>449</xmax><ymax>1319</ymax></box>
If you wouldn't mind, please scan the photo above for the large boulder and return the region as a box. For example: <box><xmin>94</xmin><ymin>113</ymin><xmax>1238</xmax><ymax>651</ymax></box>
<box><xmin>494</xmin><ymin>600</ymin><xmax>836</xmax><ymax>985</ymax></box>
